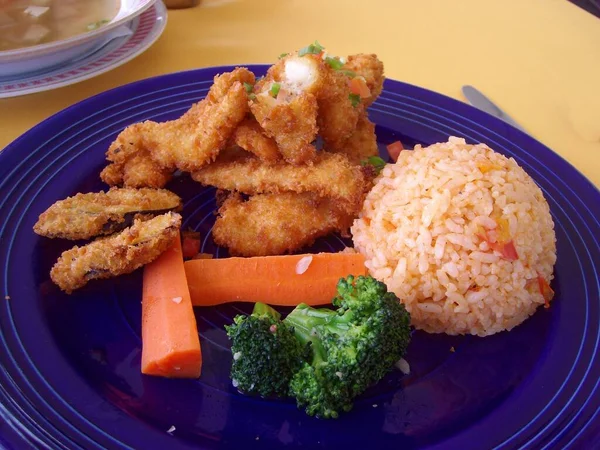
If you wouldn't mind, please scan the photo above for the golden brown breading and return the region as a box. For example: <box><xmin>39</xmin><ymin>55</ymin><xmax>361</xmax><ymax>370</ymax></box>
<box><xmin>100</xmin><ymin>145</ymin><xmax>172</xmax><ymax>189</ymax></box>
<box><xmin>50</xmin><ymin>212</ymin><xmax>181</xmax><ymax>293</ymax></box>
<box><xmin>33</xmin><ymin>188</ymin><xmax>182</xmax><ymax>240</ymax></box>
<box><xmin>343</xmin><ymin>54</ymin><xmax>384</xmax><ymax>106</ymax></box>
<box><xmin>250</xmin><ymin>90</ymin><xmax>318</xmax><ymax>165</ymax></box>
<box><xmin>142</xmin><ymin>81</ymin><xmax>250</xmax><ymax>172</ymax></box>
<box><xmin>206</xmin><ymin>67</ymin><xmax>255</xmax><ymax>103</ymax></box>
<box><xmin>212</xmin><ymin>192</ymin><xmax>353</xmax><ymax>257</ymax></box>
<box><xmin>191</xmin><ymin>151</ymin><xmax>366</xmax><ymax>214</ymax></box>
<box><xmin>327</xmin><ymin>113</ymin><xmax>379</xmax><ymax>165</ymax></box>
<box><xmin>265</xmin><ymin>54</ymin><xmax>327</xmax><ymax>96</ymax></box>
<box><xmin>316</xmin><ymin>68</ymin><xmax>362</xmax><ymax>152</ymax></box>
<box><xmin>232</xmin><ymin>118</ymin><xmax>281</xmax><ymax>162</ymax></box>
<box><xmin>101</xmin><ymin>68</ymin><xmax>254</xmax><ymax>184</ymax></box>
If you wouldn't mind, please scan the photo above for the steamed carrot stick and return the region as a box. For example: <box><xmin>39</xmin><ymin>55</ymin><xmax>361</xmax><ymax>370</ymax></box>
<box><xmin>141</xmin><ymin>234</ymin><xmax>202</xmax><ymax>378</ymax></box>
<box><xmin>184</xmin><ymin>252</ymin><xmax>367</xmax><ymax>307</ymax></box>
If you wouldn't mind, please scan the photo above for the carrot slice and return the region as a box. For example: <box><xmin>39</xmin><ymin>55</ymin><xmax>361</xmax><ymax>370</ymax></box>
<box><xmin>182</xmin><ymin>235</ymin><xmax>201</xmax><ymax>259</ymax></box>
<box><xmin>141</xmin><ymin>234</ymin><xmax>202</xmax><ymax>378</ymax></box>
<box><xmin>537</xmin><ymin>273</ymin><xmax>555</xmax><ymax>308</ymax></box>
<box><xmin>348</xmin><ymin>77</ymin><xmax>371</xmax><ymax>98</ymax></box>
<box><xmin>184</xmin><ymin>252</ymin><xmax>367</xmax><ymax>307</ymax></box>
<box><xmin>386</xmin><ymin>141</ymin><xmax>404</xmax><ymax>162</ymax></box>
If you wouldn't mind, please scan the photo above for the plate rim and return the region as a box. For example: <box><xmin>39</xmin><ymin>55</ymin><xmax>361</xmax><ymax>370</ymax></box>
<box><xmin>0</xmin><ymin>64</ymin><xmax>599</xmax><ymax>450</ymax></box>
<box><xmin>0</xmin><ymin>1</ymin><xmax>167</xmax><ymax>99</ymax></box>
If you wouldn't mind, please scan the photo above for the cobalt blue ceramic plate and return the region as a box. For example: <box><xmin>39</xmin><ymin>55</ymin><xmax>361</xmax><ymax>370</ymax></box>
<box><xmin>0</xmin><ymin>65</ymin><xmax>599</xmax><ymax>450</ymax></box>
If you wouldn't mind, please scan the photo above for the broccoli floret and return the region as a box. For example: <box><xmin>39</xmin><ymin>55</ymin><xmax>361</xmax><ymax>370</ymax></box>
<box><xmin>225</xmin><ymin>302</ymin><xmax>305</xmax><ymax>398</ymax></box>
<box><xmin>284</xmin><ymin>275</ymin><xmax>411</xmax><ymax>419</ymax></box>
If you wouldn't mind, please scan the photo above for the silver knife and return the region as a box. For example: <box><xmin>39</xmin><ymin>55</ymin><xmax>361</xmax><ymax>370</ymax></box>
<box><xmin>462</xmin><ymin>85</ymin><xmax>527</xmax><ymax>134</ymax></box>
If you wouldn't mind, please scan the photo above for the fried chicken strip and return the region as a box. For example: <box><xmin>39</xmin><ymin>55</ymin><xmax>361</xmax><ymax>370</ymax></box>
<box><xmin>266</xmin><ymin>53</ymin><xmax>327</xmax><ymax>96</ymax></box>
<box><xmin>343</xmin><ymin>54</ymin><xmax>384</xmax><ymax>106</ymax></box>
<box><xmin>271</xmin><ymin>51</ymin><xmax>364</xmax><ymax>151</ymax></box>
<box><xmin>50</xmin><ymin>212</ymin><xmax>181</xmax><ymax>293</ymax></box>
<box><xmin>34</xmin><ymin>188</ymin><xmax>182</xmax><ymax>240</ymax></box>
<box><xmin>191</xmin><ymin>151</ymin><xmax>366</xmax><ymax>214</ymax></box>
<box><xmin>149</xmin><ymin>80</ymin><xmax>250</xmax><ymax>171</ymax></box>
<box><xmin>232</xmin><ymin>118</ymin><xmax>281</xmax><ymax>162</ymax></box>
<box><xmin>248</xmin><ymin>54</ymin><xmax>330</xmax><ymax>165</ymax></box>
<box><xmin>251</xmin><ymin>51</ymin><xmax>373</xmax><ymax>159</ymax></box>
<box><xmin>317</xmin><ymin>67</ymin><xmax>362</xmax><ymax>152</ymax></box>
<box><xmin>100</xmin><ymin>147</ymin><xmax>173</xmax><ymax>189</ymax></box>
<box><xmin>327</xmin><ymin>113</ymin><xmax>379</xmax><ymax>165</ymax></box>
<box><xmin>250</xmin><ymin>89</ymin><xmax>318</xmax><ymax>165</ymax></box>
<box><xmin>101</xmin><ymin>68</ymin><xmax>254</xmax><ymax>185</ymax></box>
<box><xmin>212</xmin><ymin>192</ymin><xmax>353</xmax><ymax>257</ymax></box>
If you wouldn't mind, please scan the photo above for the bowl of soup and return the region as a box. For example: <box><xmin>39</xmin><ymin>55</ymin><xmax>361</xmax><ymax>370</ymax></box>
<box><xmin>0</xmin><ymin>0</ymin><xmax>156</xmax><ymax>77</ymax></box>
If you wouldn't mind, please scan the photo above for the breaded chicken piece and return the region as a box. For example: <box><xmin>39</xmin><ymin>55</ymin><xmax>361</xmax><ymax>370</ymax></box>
<box><xmin>343</xmin><ymin>54</ymin><xmax>384</xmax><ymax>106</ymax></box>
<box><xmin>232</xmin><ymin>118</ymin><xmax>281</xmax><ymax>162</ymax></box>
<box><xmin>212</xmin><ymin>192</ymin><xmax>353</xmax><ymax>257</ymax></box>
<box><xmin>191</xmin><ymin>151</ymin><xmax>366</xmax><ymax>214</ymax></box>
<box><xmin>317</xmin><ymin>67</ymin><xmax>362</xmax><ymax>152</ymax></box>
<box><xmin>100</xmin><ymin>147</ymin><xmax>173</xmax><ymax>189</ymax></box>
<box><xmin>34</xmin><ymin>188</ymin><xmax>182</xmax><ymax>240</ymax></box>
<box><xmin>266</xmin><ymin>54</ymin><xmax>327</xmax><ymax>96</ymax></box>
<box><xmin>50</xmin><ymin>212</ymin><xmax>181</xmax><ymax>293</ymax></box>
<box><xmin>138</xmin><ymin>81</ymin><xmax>250</xmax><ymax>172</ymax></box>
<box><xmin>328</xmin><ymin>113</ymin><xmax>379</xmax><ymax>165</ymax></box>
<box><xmin>250</xmin><ymin>89</ymin><xmax>318</xmax><ymax>165</ymax></box>
<box><xmin>206</xmin><ymin>67</ymin><xmax>255</xmax><ymax>103</ymax></box>
<box><xmin>265</xmin><ymin>52</ymin><xmax>363</xmax><ymax>153</ymax></box>
<box><xmin>101</xmin><ymin>68</ymin><xmax>254</xmax><ymax>183</ymax></box>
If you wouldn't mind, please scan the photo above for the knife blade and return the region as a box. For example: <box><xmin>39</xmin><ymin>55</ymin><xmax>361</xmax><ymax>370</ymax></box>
<box><xmin>462</xmin><ymin>85</ymin><xmax>527</xmax><ymax>134</ymax></box>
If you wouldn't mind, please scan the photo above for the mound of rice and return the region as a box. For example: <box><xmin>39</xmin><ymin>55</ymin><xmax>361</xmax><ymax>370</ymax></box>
<box><xmin>351</xmin><ymin>137</ymin><xmax>556</xmax><ymax>336</ymax></box>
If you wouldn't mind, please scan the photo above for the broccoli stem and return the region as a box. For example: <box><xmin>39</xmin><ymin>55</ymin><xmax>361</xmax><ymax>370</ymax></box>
<box><xmin>284</xmin><ymin>303</ymin><xmax>354</xmax><ymax>365</ymax></box>
<box><xmin>252</xmin><ymin>302</ymin><xmax>281</xmax><ymax>320</ymax></box>
<box><xmin>285</xmin><ymin>304</ymin><xmax>333</xmax><ymax>337</ymax></box>
<box><xmin>285</xmin><ymin>303</ymin><xmax>353</xmax><ymax>338</ymax></box>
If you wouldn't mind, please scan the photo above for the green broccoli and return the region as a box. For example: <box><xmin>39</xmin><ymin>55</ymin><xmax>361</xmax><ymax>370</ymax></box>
<box><xmin>225</xmin><ymin>302</ymin><xmax>305</xmax><ymax>398</ymax></box>
<box><xmin>284</xmin><ymin>275</ymin><xmax>411</xmax><ymax>419</ymax></box>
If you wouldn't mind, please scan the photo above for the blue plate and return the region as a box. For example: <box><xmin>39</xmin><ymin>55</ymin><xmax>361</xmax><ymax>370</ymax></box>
<box><xmin>1</xmin><ymin>65</ymin><xmax>599</xmax><ymax>450</ymax></box>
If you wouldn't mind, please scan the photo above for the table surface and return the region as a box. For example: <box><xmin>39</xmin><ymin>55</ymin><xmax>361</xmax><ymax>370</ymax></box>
<box><xmin>1</xmin><ymin>0</ymin><xmax>599</xmax><ymax>188</ymax></box>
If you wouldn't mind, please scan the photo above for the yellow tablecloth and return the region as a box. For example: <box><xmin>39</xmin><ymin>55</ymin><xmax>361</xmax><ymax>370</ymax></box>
<box><xmin>1</xmin><ymin>0</ymin><xmax>599</xmax><ymax>187</ymax></box>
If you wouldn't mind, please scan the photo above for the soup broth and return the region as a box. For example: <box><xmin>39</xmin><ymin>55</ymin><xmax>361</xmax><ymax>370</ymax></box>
<box><xmin>0</xmin><ymin>0</ymin><xmax>119</xmax><ymax>51</ymax></box>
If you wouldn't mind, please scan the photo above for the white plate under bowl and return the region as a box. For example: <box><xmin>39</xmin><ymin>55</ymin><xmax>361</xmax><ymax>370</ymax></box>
<box><xmin>0</xmin><ymin>1</ymin><xmax>167</xmax><ymax>98</ymax></box>
<box><xmin>0</xmin><ymin>0</ymin><xmax>156</xmax><ymax>77</ymax></box>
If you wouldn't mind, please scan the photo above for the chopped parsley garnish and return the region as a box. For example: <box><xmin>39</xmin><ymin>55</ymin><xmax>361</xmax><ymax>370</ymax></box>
<box><xmin>279</xmin><ymin>53</ymin><xmax>288</xmax><ymax>59</ymax></box>
<box><xmin>269</xmin><ymin>82</ymin><xmax>281</xmax><ymax>98</ymax></box>
<box><xmin>325</xmin><ymin>56</ymin><xmax>344</xmax><ymax>70</ymax></box>
<box><xmin>86</xmin><ymin>19</ymin><xmax>109</xmax><ymax>31</ymax></box>
<box><xmin>244</xmin><ymin>82</ymin><xmax>257</xmax><ymax>100</ymax></box>
<box><xmin>298</xmin><ymin>40</ymin><xmax>325</xmax><ymax>57</ymax></box>
<box><xmin>349</xmin><ymin>93</ymin><xmax>361</xmax><ymax>107</ymax></box>
<box><xmin>361</xmin><ymin>156</ymin><xmax>386</xmax><ymax>174</ymax></box>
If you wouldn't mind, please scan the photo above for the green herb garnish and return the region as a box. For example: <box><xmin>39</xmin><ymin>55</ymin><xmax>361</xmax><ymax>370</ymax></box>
<box><xmin>361</xmin><ymin>156</ymin><xmax>386</xmax><ymax>174</ymax></box>
<box><xmin>245</xmin><ymin>82</ymin><xmax>257</xmax><ymax>100</ymax></box>
<box><xmin>340</xmin><ymin>70</ymin><xmax>356</xmax><ymax>78</ymax></box>
<box><xmin>86</xmin><ymin>19</ymin><xmax>109</xmax><ymax>31</ymax></box>
<box><xmin>279</xmin><ymin>53</ymin><xmax>288</xmax><ymax>59</ymax></box>
<box><xmin>298</xmin><ymin>40</ymin><xmax>325</xmax><ymax>57</ymax></box>
<box><xmin>349</xmin><ymin>93</ymin><xmax>361</xmax><ymax>107</ymax></box>
<box><xmin>325</xmin><ymin>56</ymin><xmax>344</xmax><ymax>70</ymax></box>
<box><xmin>269</xmin><ymin>82</ymin><xmax>281</xmax><ymax>98</ymax></box>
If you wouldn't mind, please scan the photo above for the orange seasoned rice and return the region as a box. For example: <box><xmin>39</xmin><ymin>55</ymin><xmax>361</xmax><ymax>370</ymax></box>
<box><xmin>351</xmin><ymin>137</ymin><xmax>557</xmax><ymax>336</ymax></box>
